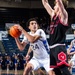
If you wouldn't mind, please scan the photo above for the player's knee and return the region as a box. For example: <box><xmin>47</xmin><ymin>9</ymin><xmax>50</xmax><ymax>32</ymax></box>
<box><xmin>26</xmin><ymin>63</ymin><xmax>33</xmax><ymax>71</ymax></box>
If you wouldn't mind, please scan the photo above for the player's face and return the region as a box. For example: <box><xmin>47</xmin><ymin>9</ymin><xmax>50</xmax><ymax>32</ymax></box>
<box><xmin>29</xmin><ymin>21</ymin><xmax>38</xmax><ymax>32</ymax></box>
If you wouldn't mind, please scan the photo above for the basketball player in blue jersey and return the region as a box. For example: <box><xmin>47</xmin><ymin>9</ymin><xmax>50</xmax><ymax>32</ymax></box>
<box><xmin>14</xmin><ymin>18</ymin><xmax>53</xmax><ymax>75</ymax></box>
<box><xmin>42</xmin><ymin>0</ymin><xmax>72</xmax><ymax>75</ymax></box>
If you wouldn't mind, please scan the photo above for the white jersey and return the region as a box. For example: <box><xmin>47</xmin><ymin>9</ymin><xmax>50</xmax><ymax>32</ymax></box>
<box><xmin>22</xmin><ymin>29</ymin><xmax>49</xmax><ymax>59</ymax></box>
<box><xmin>70</xmin><ymin>54</ymin><xmax>75</xmax><ymax>68</ymax></box>
<box><xmin>69</xmin><ymin>39</ymin><xmax>75</xmax><ymax>68</ymax></box>
<box><xmin>71</xmin><ymin>39</ymin><xmax>75</xmax><ymax>48</ymax></box>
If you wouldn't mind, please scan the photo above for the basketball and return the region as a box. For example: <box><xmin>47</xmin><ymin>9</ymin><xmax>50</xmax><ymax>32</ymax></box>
<box><xmin>9</xmin><ymin>25</ymin><xmax>21</xmax><ymax>38</ymax></box>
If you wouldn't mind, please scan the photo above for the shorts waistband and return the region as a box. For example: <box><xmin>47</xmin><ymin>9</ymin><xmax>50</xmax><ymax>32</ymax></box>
<box><xmin>50</xmin><ymin>44</ymin><xmax>65</xmax><ymax>49</ymax></box>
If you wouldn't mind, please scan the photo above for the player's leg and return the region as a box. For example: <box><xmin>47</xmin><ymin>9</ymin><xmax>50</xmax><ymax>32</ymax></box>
<box><xmin>50</xmin><ymin>48</ymin><xmax>61</xmax><ymax>75</ymax></box>
<box><xmin>43</xmin><ymin>58</ymin><xmax>54</xmax><ymax>75</ymax></box>
<box><xmin>53</xmin><ymin>68</ymin><xmax>62</xmax><ymax>75</ymax></box>
<box><xmin>23</xmin><ymin>63</ymin><xmax>34</xmax><ymax>75</ymax></box>
<box><xmin>57</xmin><ymin>46</ymin><xmax>72</xmax><ymax>75</ymax></box>
<box><xmin>31</xmin><ymin>70</ymin><xmax>35</xmax><ymax>75</ymax></box>
<box><xmin>60</xmin><ymin>65</ymin><xmax>72</xmax><ymax>75</ymax></box>
<box><xmin>23</xmin><ymin>57</ymin><xmax>40</xmax><ymax>75</ymax></box>
<box><xmin>68</xmin><ymin>61</ymin><xmax>73</xmax><ymax>74</ymax></box>
<box><xmin>23</xmin><ymin>61</ymin><xmax>33</xmax><ymax>75</ymax></box>
<box><xmin>37</xmin><ymin>68</ymin><xmax>45</xmax><ymax>75</ymax></box>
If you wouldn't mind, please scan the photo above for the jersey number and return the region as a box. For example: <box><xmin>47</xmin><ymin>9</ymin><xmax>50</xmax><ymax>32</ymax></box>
<box><xmin>31</xmin><ymin>44</ymin><xmax>39</xmax><ymax>50</ymax></box>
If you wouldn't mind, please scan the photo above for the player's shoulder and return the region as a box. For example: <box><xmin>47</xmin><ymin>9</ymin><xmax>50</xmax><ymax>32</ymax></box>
<box><xmin>72</xmin><ymin>39</ymin><xmax>75</xmax><ymax>42</ymax></box>
<box><xmin>36</xmin><ymin>29</ymin><xmax>44</xmax><ymax>32</ymax></box>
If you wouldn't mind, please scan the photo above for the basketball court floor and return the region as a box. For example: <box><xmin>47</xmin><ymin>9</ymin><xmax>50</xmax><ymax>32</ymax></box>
<box><xmin>0</xmin><ymin>69</ymin><xmax>46</xmax><ymax>75</ymax></box>
<box><xmin>0</xmin><ymin>70</ymin><xmax>23</xmax><ymax>75</ymax></box>
<box><xmin>0</xmin><ymin>69</ymin><xmax>75</xmax><ymax>75</ymax></box>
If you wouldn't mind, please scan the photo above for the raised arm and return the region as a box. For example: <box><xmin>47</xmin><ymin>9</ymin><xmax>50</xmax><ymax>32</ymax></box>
<box><xmin>14</xmin><ymin>24</ymin><xmax>41</xmax><ymax>43</ymax></box>
<box><xmin>15</xmin><ymin>37</ymin><xmax>27</xmax><ymax>51</ymax></box>
<box><xmin>42</xmin><ymin>0</ymin><xmax>54</xmax><ymax>18</ymax></box>
<box><xmin>56</xmin><ymin>0</ymin><xmax>68</xmax><ymax>25</ymax></box>
<box><xmin>22</xmin><ymin>29</ymin><xmax>41</xmax><ymax>43</ymax></box>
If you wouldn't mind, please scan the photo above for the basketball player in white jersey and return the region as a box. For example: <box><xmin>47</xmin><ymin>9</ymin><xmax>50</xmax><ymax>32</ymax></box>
<box><xmin>14</xmin><ymin>18</ymin><xmax>53</xmax><ymax>75</ymax></box>
<box><xmin>67</xmin><ymin>31</ymin><xmax>75</xmax><ymax>73</ymax></box>
<box><xmin>67</xmin><ymin>31</ymin><xmax>75</xmax><ymax>55</ymax></box>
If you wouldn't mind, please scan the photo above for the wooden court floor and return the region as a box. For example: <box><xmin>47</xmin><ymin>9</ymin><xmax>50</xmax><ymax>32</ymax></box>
<box><xmin>0</xmin><ymin>69</ymin><xmax>75</xmax><ymax>75</ymax></box>
<box><xmin>0</xmin><ymin>69</ymin><xmax>47</xmax><ymax>75</ymax></box>
<box><xmin>0</xmin><ymin>70</ymin><xmax>23</xmax><ymax>75</ymax></box>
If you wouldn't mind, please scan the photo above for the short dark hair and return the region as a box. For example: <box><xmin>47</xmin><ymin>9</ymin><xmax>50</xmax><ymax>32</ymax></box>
<box><xmin>26</xmin><ymin>18</ymin><xmax>38</xmax><ymax>28</ymax></box>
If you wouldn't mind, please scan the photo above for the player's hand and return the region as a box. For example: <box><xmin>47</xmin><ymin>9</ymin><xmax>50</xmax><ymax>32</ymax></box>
<box><xmin>14</xmin><ymin>24</ymin><xmax>23</xmax><ymax>32</ymax></box>
<box><xmin>25</xmin><ymin>54</ymin><xmax>30</xmax><ymax>61</ymax></box>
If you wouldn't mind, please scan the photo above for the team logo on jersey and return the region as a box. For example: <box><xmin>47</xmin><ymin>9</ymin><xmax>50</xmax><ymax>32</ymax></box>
<box><xmin>58</xmin><ymin>52</ymin><xmax>66</xmax><ymax>61</ymax></box>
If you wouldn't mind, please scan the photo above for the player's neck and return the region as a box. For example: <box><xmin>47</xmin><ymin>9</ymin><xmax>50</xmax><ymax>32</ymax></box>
<box><xmin>31</xmin><ymin>31</ymin><xmax>36</xmax><ymax>34</ymax></box>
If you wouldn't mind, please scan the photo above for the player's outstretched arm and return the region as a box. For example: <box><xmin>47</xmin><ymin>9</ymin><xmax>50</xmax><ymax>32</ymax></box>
<box><xmin>15</xmin><ymin>37</ymin><xmax>27</xmax><ymax>51</ymax></box>
<box><xmin>15</xmin><ymin>24</ymin><xmax>41</xmax><ymax>43</ymax></box>
<box><xmin>56</xmin><ymin>0</ymin><xmax>68</xmax><ymax>25</ymax></box>
<box><xmin>42</xmin><ymin>0</ymin><xmax>54</xmax><ymax>18</ymax></box>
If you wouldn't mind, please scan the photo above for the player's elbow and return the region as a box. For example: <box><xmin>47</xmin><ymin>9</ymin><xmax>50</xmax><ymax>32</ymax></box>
<box><xmin>18</xmin><ymin>47</ymin><xmax>24</xmax><ymax>51</ymax></box>
<box><xmin>29</xmin><ymin>40</ymin><xmax>35</xmax><ymax>43</ymax></box>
